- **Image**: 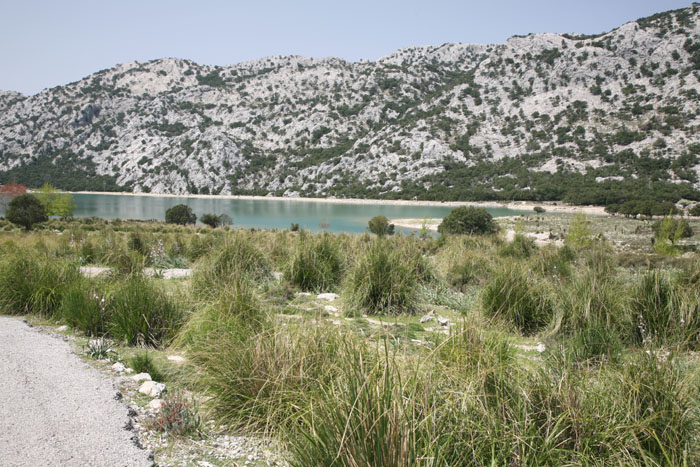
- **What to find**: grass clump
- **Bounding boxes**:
[108,275,183,347]
[60,280,108,336]
[287,345,436,467]
[630,269,700,347]
[346,238,426,315]
[128,352,166,382]
[191,323,346,433]
[191,233,270,298]
[0,249,80,317]
[175,278,264,348]
[499,233,537,258]
[285,232,342,292]
[482,264,554,335]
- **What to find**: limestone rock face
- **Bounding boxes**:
[1,6,699,199]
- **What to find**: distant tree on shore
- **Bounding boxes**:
[35,183,76,219]
[200,213,232,228]
[368,216,395,236]
[165,204,196,225]
[6,194,47,230]
[438,207,498,235]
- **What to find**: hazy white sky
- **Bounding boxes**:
[0,0,692,95]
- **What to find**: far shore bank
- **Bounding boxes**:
[70,191,608,216]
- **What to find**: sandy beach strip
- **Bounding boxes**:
[70,191,607,215]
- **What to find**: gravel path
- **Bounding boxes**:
[0,317,153,467]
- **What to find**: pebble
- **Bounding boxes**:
[437,316,449,326]
[167,355,186,363]
[324,305,338,313]
[57,325,69,332]
[111,362,126,373]
[420,314,434,323]
[131,372,152,382]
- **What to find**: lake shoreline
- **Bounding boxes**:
[70,191,607,216]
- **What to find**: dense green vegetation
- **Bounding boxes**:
[2,208,700,464]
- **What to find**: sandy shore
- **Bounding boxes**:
[70,191,607,215]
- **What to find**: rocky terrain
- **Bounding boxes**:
[1,5,700,204]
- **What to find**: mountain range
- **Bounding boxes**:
[1,4,700,207]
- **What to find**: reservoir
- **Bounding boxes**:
[66,193,524,234]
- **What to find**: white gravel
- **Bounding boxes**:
[0,317,153,467]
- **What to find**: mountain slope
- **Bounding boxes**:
[1,5,700,206]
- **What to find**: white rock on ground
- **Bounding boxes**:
[324,305,338,313]
[437,316,449,326]
[148,399,164,412]
[167,355,186,363]
[131,372,152,382]
[111,362,126,373]
[420,313,434,323]
[139,381,166,398]
[317,293,339,301]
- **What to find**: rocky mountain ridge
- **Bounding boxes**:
[1,4,700,205]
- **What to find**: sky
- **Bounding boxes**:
[0,0,693,95]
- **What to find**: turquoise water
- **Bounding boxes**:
[69,193,523,234]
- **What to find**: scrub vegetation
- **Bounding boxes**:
[2,210,700,466]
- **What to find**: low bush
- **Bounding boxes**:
[438,206,498,236]
[149,390,202,437]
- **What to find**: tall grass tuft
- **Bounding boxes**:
[285,232,342,292]
[191,323,346,433]
[191,233,270,298]
[557,266,630,340]
[630,269,700,346]
[287,344,437,467]
[175,278,264,348]
[128,352,166,382]
[482,264,554,335]
[345,238,426,315]
[60,279,108,336]
[0,249,80,317]
[108,275,183,347]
